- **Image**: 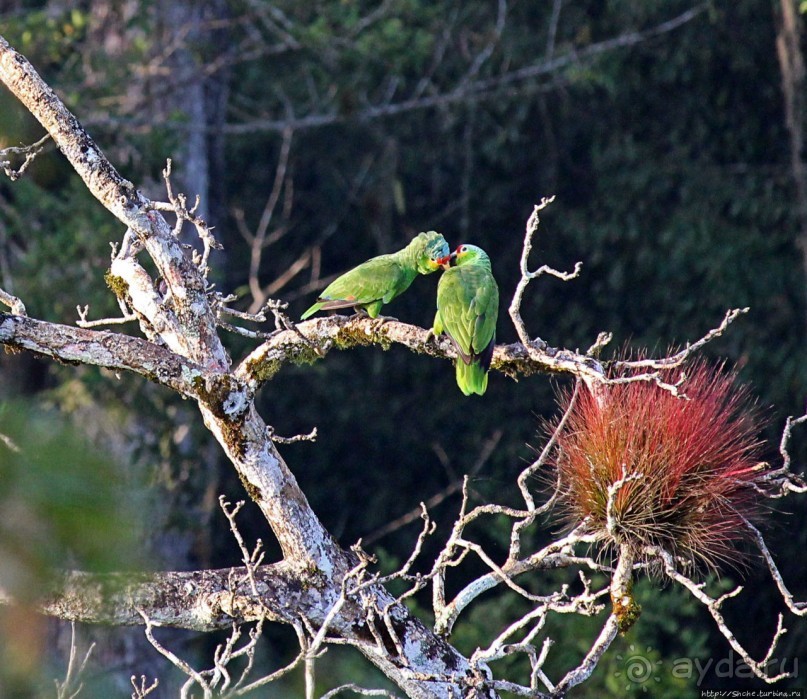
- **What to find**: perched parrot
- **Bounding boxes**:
[433,244,499,396]
[301,231,450,319]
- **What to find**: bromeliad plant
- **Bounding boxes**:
[550,361,771,576]
[548,360,777,634]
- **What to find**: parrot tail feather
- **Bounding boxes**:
[300,302,323,320]
[455,359,488,396]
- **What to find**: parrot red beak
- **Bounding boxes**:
[436,254,453,269]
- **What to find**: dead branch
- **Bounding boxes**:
[0,133,50,180]
[76,303,137,328]
[54,622,95,699]
[651,546,791,683]
[130,675,159,699]
[508,197,583,350]
[612,307,750,372]
[219,7,707,135]
[743,516,807,617]
[152,158,222,276]
[0,286,27,316]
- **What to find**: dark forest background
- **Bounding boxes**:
[1,1,806,696]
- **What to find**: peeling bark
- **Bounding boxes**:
[0,34,491,698]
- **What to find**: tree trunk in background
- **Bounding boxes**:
[155,0,231,226]
[41,0,232,693]
[775,0,807,327]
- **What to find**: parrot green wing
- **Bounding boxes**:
[435,246,499,395]
[302,231,449,320]
[468,268,499,362]
[301,255,413,319]
[437,265,498,363]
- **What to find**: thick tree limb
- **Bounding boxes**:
[0,312,208,398]
[0,35,226,371]
[236,314,606,389]
[0,562,486,698]
[234,310,747,394]
[15,564,332,631]
[0,33,491,698]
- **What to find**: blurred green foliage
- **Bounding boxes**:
[0,400,146,597]
[0,400,149,697]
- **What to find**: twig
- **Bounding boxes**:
[434,515,603,636]
[267,425,318,444]
[0,286,27,316]
[552,614,620,695]
[603,368,689,398]
[758,413,807,496]
[219,497,267,600]
[0,134,51,181]
[613,307,749,372]
[515,380,581,518]
[154,159,222,277]
[231,625,306,696]
[508,197,583,351]
[130,675,159,699]
[651,546,792,682]
[76,304,137,328]
[138,609,212,699]
[54,622,95,699]
[742,515,807,616]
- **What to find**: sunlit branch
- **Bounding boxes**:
[651,546,791,683]
[0,286,26,315]
[0,133,50,180]
[743,515,807,617]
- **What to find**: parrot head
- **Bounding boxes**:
[414,231,451,273]
[451,244,491,269]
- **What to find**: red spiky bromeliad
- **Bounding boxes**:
[548,361,772,630]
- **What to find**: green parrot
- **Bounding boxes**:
[301,231,450,320]
[433,244,499,396]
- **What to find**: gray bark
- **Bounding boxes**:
[0,34,491,698]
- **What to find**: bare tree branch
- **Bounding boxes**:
[0,312,214,399]
[0,133,51,181]
[54,622,95,699]
[217,6,707,135]
[130,675,159,699]
[0,285,26,316]
[743,515,807,617]
[0,15,803,697]
[0,33,485,698]
[651,546,792,683]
